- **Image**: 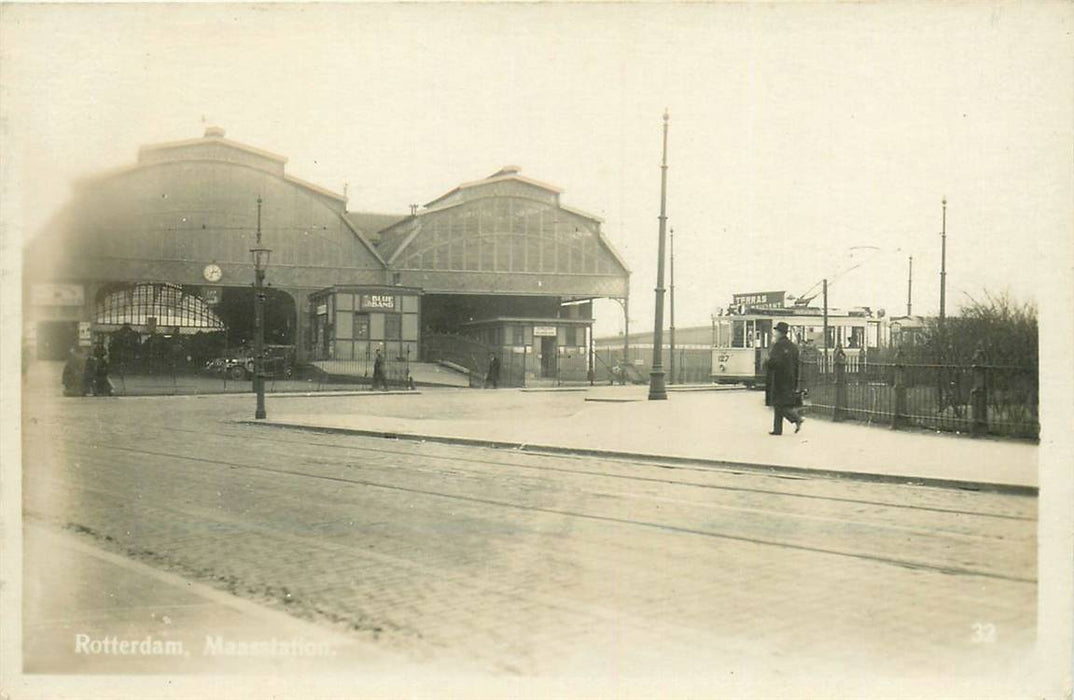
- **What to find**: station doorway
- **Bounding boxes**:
[35,321,79,360]
[540,336,557,377]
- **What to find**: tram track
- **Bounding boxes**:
[32,417,1036,523]
[35,437,1037,584]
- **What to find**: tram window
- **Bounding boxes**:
[849,327,864,349]
[732,321,745,348]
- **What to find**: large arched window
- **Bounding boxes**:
[95,283,225,332]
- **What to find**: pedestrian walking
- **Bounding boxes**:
[371,348,387,391]
[485,353,500,389]
[82,347,98,397]
[91,344,113,396]
[62,346,87,397]
[765,321,804,435]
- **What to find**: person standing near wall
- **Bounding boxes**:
[62,346,86,397]
[372,347,387,391]
[485,353,500,389]
[92,343,113,396]
[765,321,805,435]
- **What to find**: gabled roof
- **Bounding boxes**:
[138,131,289,166]
[345,212,410,242]
[424,165,564,208]
[378,215,421,265]
[76,128,348,205]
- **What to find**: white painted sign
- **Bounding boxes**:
[202,287,222,305]
[533,325,557,337]
[32,283,84,306]
[362,294,396,310]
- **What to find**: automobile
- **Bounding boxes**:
[204,345,295,380]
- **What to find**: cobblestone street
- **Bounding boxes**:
[21,389,1037,685]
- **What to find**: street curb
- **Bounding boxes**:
[102,389,426,400]
[240,420,1038,497]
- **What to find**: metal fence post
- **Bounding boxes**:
[971,348,988,437]
[834,346,847,422]
[892,349,907,430]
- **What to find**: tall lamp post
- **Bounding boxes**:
[937,196,948,410]
[648,109,670,401]
[669,227,676,385]
[251,196,272,420]
[938,197,947,337]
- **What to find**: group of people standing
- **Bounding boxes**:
[62,344,113,397]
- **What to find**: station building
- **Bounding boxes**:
[23,128,630,383]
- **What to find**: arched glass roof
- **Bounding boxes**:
[95,283,225,333]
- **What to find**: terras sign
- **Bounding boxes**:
[732,291,785,310]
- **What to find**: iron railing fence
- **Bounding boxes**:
[422,333,494,387]
[590,347,713,385]
[800,357,1038,440]
[99,352,417,396]
[422,334,596,387]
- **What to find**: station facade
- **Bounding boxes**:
[23,129,630,383]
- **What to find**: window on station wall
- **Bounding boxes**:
[464,237,479,270]
[384,314,402,340]
[481,235,495,271]
[565,326,578,346]
[513,325,525,347]
[526,237,540,273]
[354,313,370,340]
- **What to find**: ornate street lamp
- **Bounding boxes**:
[251,196,272,419]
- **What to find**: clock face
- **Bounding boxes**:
[203,264,223,283]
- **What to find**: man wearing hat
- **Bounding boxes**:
[765,321,804,435]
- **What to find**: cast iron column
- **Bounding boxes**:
[253,197,266,419]
[648,110,670,400]
[669,227,676,385]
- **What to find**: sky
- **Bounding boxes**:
[2,2,1072,338]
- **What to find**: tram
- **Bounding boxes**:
[710,309,884,386]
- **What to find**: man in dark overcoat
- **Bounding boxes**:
[371,348,387,391]
[765,321,804,435]
[485,353,500,389]
[62,346,86,397]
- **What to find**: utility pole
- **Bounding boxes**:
[937,197,948,410]
[669,227,676,385]
[823,278,829,372]
[939,197,947,330]
[907,255,913,316]
[648,110,670,401]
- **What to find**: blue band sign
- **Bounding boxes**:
[361,294,396,310]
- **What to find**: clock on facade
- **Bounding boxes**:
[203,263,223,283]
